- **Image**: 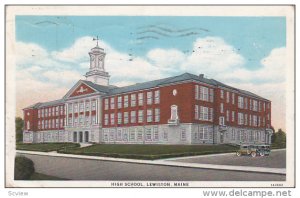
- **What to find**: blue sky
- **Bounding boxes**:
[15,16,286,130]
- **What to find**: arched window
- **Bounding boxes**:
[27,121,30,130]
[168,105,179,125]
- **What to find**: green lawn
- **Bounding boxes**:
[16,143,80,152]
[58,144,238,160]
[29,172,67,180]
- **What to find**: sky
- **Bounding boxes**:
[15,16,286,131]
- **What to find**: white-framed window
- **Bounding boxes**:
[263,102,266,111]
[104,99,109,110]
[249,131,254,141]
[116,129,122,141]
[232,111,235,122]
[109,129,115,141]
[103,129,109,141]
[85,116,89,126]
[253,100,258,111]
[155,108,160,122]
[117,96,122,109]
[263,117,266,127]
[180,128,186,141]
[110,98,115,109]
[138,93,144,106]
[137,128,143,141]
[219,116,225,126]
[209,89,214,102]
[238,113,244,125]
[244,98,248,109]
[48,108,51,117]
[231,129,236,141]
[220,89,224,99]
[42,120,44,129]
[170,105,178,120]
[74,104,78,113]
[129,128,135,141]
[60,106,63,115]
[49,119,52,128]
[79,115,84,125]
[45,120,48,129]
[117,112,122,124]
[38,121,41,129]
[200,86,209,101]
[131,94,136,107]
[226,110,229,122]
[259,102,262,112]
[153,127,159,141]
[232,93,235,104]
[104,114,109,125]
[68,104,73,113]
[130,111,136,123]
[68,117,72,125]
[138,110,143,123]
[56,119,59,128]
[220,103,224,113]
[110,113,115,125]
[258,116,261,126]
[163,129,168,141]
[52,107,55,116]
[244,114,248,125]
[199,106,209,121]
[238,96,244,109]
[145,128,152,141]
[154,90,160,104]
[208,108,213,122]
[124,95,129,108]
[147,109,152,122]
[195,85,199,100]
[249,115,252,126]
[92,116,96,125]
[198,126,210,140]
[124,112,129,124]
[41,109,44,118]
[195,105,199,120]
[226,91,230,103]
[79,103,84,112]
[27,121,30,130]
[122,128,129,141]
[45,109,48,117]
[38,110,40,118]
[253,115,258,126]
[147,91,153,105]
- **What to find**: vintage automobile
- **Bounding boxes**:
[236,144,271,157]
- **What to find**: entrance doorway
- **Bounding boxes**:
[85,131,89,143]
[220,133,224,143]
[79,132,83,143]
[73,132,77,142]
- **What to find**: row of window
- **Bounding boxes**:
[67,100,97,114]
[227,129,266,142]
[219,112,270,128]
[194,105,213,122]
[38,119,65,130]
[104,90,160,110]
[195,85,214,102]
[237,96,268,112]
[193,126,213,140]
[67,115,97,126]
[104,109,160,125]
[38,106,65,118]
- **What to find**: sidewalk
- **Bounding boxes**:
[16,150,286,175]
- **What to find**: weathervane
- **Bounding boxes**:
[93,36,99,47]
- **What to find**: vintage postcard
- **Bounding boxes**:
[5,5,295,188]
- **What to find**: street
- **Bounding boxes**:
[19,151,286,181]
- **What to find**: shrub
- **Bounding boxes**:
[14,156,35,180]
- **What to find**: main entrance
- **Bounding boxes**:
[79,132,83,142]
[85,131,89,143]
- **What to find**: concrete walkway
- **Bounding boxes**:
[16,150,286,175]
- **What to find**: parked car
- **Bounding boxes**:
[236,144,271,157]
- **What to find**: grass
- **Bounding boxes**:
[16,143,80,152]
[29,172,67,180]
[58,144,239,160]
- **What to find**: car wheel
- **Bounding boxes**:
[260,152,265,157]
[236,151,241,156]
[247,150,251,155]
[251,152,257,157]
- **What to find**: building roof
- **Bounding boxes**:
[24,72,269,109]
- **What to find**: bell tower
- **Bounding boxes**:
[85,36,110,86]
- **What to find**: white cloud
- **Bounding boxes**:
[147,48,185,68]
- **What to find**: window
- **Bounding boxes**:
[131,94,136,107]
[27,121,30,130]
[104,114,109,125]
[137,128,143,141]
[124,95,129,108]
[219,116,225,126]
[130,111,136,123]
[226,110,229,122]
[117,96,122,109]
[45,109,48,117]
[258,116,261,127]
[220,103,224,113]
[38,110,40,118]
[104,99,109,110]
[42,120,44,129]
[249,115,252,126]
[200,86,209,101]
[208,108,213,122]
[52,107,55,116]
[263,117,266,127]
[253,100,258,111]
[209,89,214,102]
[195,85,199,100]
[103,129,109,141]
[85,116,89,126]
[170,105,178,120]
[232,111,235,122]
[60,106,63,115]
[49,119,51,128]
[110,113,115,125]
[253,115,257,126]
[180,128,186,141]
[249,99,252,110]
[147,109,152,122]
[238,96,244,109]
[226,92,230,103]
[153,127,159,141]
[145,128,152,141]
[124,112,129,124]
[56,119,59,128]
[41,109,44,118]
[68,117,72,125]
[259,102,262,112]
[267,113,270,121]
[45,120,48,129]
[79,103,84,112]
[74,104,78,113]
[38,121,41,129]
[155,108,160,122]
[92,116,96,125]
[154,90,160,104]
[220,89,224,99]
[232,93,235,104]
[138,93,144,106]
[110,98,115,109]
[117,112,122,124]
[199,106,209,121]
[48,108,51,117]
[68,104,73,113]
[122,128,128,141]
[79,115,84,125]
[130,128,135,141]
[244,98,248,109]
[244,114,248,125]
[198,126,210,140]
[238,113,244,125]
[231,129,236,141]
[64,105,66,115]
[195,105,199,120]
[116,129,122,141]
[147,91,153,105]
[263,102,266,111]
[163,129,168,141]
[138,110,143,123]
[109,130,115,141]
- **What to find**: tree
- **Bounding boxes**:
[273,128,286,148]
[15,117,24,143]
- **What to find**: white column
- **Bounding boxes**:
[83,101,85,126]
[89,99,92,125]
[95,98,98,124]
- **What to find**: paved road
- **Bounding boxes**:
[169,149,286,168]
[19,153,285,181]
